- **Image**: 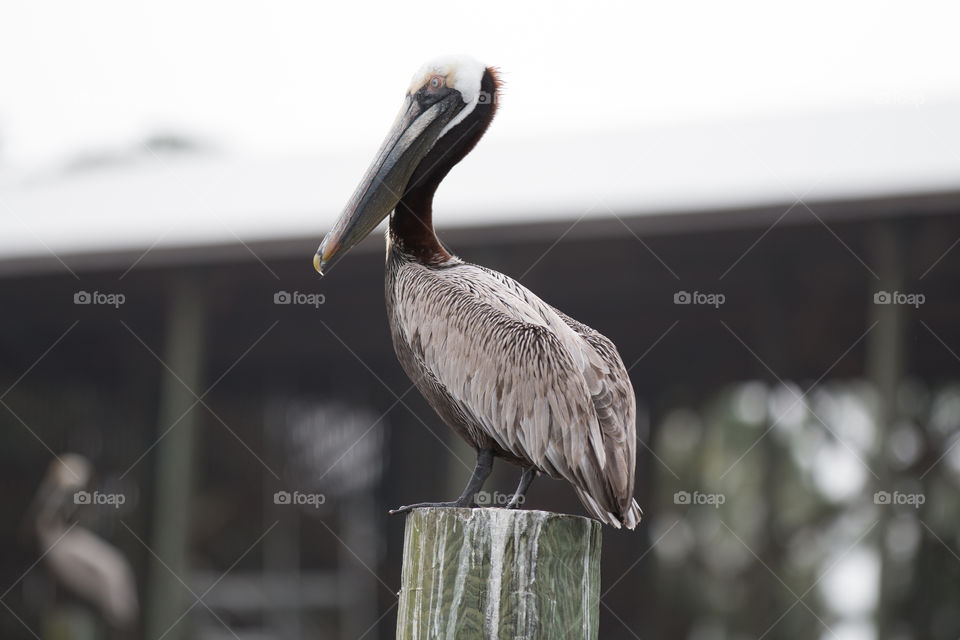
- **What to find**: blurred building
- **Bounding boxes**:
[2,105,960,639]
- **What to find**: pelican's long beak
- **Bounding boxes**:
[314,91,465,274]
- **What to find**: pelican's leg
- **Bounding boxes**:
[390,449,493,514]
[506,467,537,509]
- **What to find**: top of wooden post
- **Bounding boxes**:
[397,508,602,640]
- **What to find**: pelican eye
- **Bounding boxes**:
[429,76,444,90]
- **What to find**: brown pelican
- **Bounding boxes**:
[315,56,641,529]
[23,454,139,631]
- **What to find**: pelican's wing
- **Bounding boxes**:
[393,261,640,527]
[549,307,641,527]
[44,528,139,629]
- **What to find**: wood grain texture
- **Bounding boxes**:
[396,508,601,639]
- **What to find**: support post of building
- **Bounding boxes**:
[866,221,906,638]
[396,507,601,640]
[144,275,207,640]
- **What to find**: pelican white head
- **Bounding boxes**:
[407,55,489,137]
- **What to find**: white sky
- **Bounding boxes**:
[1,0,959,168]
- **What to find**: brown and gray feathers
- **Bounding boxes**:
[387,249,642,529]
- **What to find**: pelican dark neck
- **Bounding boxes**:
[390,68,499,265]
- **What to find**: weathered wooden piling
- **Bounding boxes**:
[396,508,601,639]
